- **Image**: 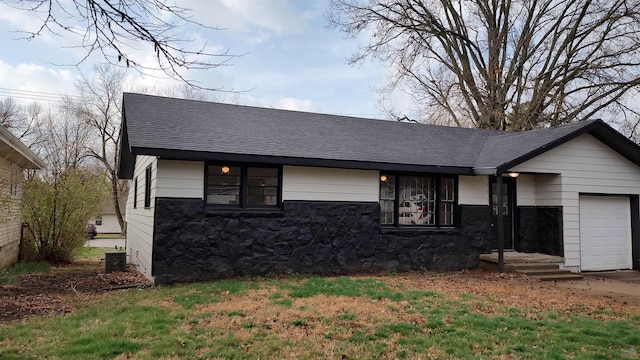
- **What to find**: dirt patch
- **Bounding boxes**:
[392,270,640,317]
[0,262,151,324]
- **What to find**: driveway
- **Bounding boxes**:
[583,270,640,283]
[85,237,125,249]
[554,270,640,304]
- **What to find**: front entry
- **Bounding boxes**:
[490,177,516,250]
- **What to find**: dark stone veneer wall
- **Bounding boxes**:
[152,198,493,284]
[517,206,563,256]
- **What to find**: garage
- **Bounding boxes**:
[579,196,632,271]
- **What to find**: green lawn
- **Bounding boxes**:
[74,247,115,262]
[1,275,639,359]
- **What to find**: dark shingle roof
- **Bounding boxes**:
[118,93,640,179]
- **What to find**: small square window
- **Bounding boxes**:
[207,165,241,205]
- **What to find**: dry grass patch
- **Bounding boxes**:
[390,271,640,320]
[3,271,640,359]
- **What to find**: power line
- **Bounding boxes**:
[0,87,82,103]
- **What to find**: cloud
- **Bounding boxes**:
[275,98,319,112]
[0,61,78,105]
[183,0,308,41]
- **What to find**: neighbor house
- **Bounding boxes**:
[0,125,45,268]
[90,195,126,234]
[118,93,640,284]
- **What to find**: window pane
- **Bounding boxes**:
[246,167,279,206]
[440,177,455,226]
[380,174,395,225]
[207,165,241,205]
[398,176,435,225]
[144,166,152,208]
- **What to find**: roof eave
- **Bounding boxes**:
[117,102,136,179]
[0,125,46,169]
[473,167,497,176]
[128,146,475,175]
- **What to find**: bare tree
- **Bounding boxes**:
[329,0,640,130]
[0,97,21,128]
[3,0,239,89]
[62,64,127,233]
[39,107,94,174]
[1,98,49,149]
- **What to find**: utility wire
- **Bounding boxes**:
[0,87,81,103]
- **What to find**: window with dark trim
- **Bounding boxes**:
[206,163,281,208]
[133,177,138,209]
[379,174,456,227]
[144,166,152,208]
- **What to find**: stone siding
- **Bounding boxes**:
[517,206,563,256]
[152,198,493,284]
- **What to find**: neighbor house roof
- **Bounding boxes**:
[118,93,640,178]
[0,125,45,169]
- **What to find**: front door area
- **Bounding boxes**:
[491,177,516,250]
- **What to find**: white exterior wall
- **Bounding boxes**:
[94,214,122,234]
[511,134,640,269]
[458,176,488,205]
[156,159,204,199]
[282,166,379,202]
[0,158,22,268]
[516,174,537,206]
[533,174,562,207]
[126,155,157,280]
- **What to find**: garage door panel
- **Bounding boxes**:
[580,196,631,271]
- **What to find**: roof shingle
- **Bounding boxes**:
[118,93,640,178]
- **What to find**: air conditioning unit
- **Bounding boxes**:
[105,251,126,273]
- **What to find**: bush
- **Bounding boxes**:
[22,168,109,263]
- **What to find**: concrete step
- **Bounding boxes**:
[481,261,562,273]
[514,268,573,276]
[527,273,584,281]
[505,263,561,272]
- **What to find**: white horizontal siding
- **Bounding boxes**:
[516,174,536,206]
[511,134,640,269]
[282,166,379,202]
[94,214,122,234]
[125,155,156,281]
[533,174,562,206]
[156,159,204,199]
[458,176,488,205]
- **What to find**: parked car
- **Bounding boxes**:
[87,224,98,239]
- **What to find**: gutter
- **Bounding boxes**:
[0,125,46,169]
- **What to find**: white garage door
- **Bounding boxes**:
[579,196,632,271]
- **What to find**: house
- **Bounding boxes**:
[90,195,126,234]
[0,125,45,268]
[118,93,640,284]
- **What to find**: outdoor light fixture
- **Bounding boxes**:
[507,172,520,178]
[221,166,231,174]
[380,175,388,182]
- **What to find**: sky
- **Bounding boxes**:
[0,0,405,119]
